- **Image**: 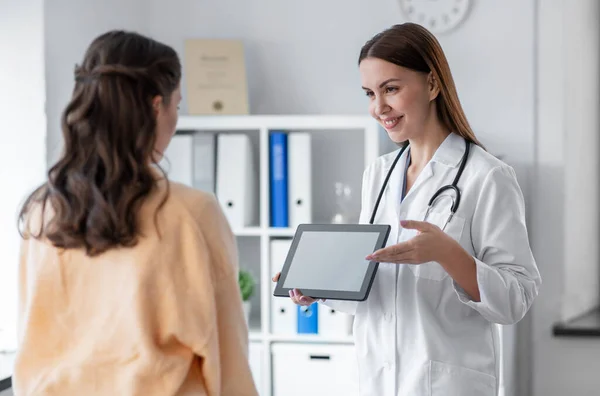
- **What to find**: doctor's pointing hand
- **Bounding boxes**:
[366,219,454,264]
[366,219,481,301]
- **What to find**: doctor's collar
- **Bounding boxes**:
[430,132,464,168]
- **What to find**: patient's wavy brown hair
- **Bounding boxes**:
[18,30,181,256]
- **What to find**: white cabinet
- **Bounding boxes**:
[271,343,359,396]
[248,342,263,394]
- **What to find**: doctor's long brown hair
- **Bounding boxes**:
[18,30,181,256]
[359,23,484,149]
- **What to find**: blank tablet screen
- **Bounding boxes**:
[281,231,381,292]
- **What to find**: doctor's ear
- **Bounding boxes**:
[427,72,440,101]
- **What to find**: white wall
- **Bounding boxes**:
[0,0,46,352]
[561,0,600,322]
[532,1,600,395]
[45,0,147,165]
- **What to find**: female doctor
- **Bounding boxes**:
[273,23,541,396]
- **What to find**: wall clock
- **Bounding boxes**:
[398,0,471,34]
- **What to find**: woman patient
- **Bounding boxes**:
[13,30,258,396]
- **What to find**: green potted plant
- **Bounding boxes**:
[238,269,256,325]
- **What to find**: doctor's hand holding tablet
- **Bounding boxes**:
[272,22,541,396]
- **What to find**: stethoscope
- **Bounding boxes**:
[369,137,471,231]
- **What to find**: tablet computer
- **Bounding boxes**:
[273,223,391,301]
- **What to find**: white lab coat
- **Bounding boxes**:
[323,132,541,396]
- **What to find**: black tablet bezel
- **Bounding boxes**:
[272,223,391,301]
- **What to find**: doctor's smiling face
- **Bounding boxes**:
[358,23,481,148]
[360,58,437,144]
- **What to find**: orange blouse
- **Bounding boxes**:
[13,179,258,396]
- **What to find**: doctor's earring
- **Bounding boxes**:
[331,182,353,224]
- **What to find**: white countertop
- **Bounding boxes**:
[0,351,15,381]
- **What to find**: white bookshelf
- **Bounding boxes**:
[172,114,380,396]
